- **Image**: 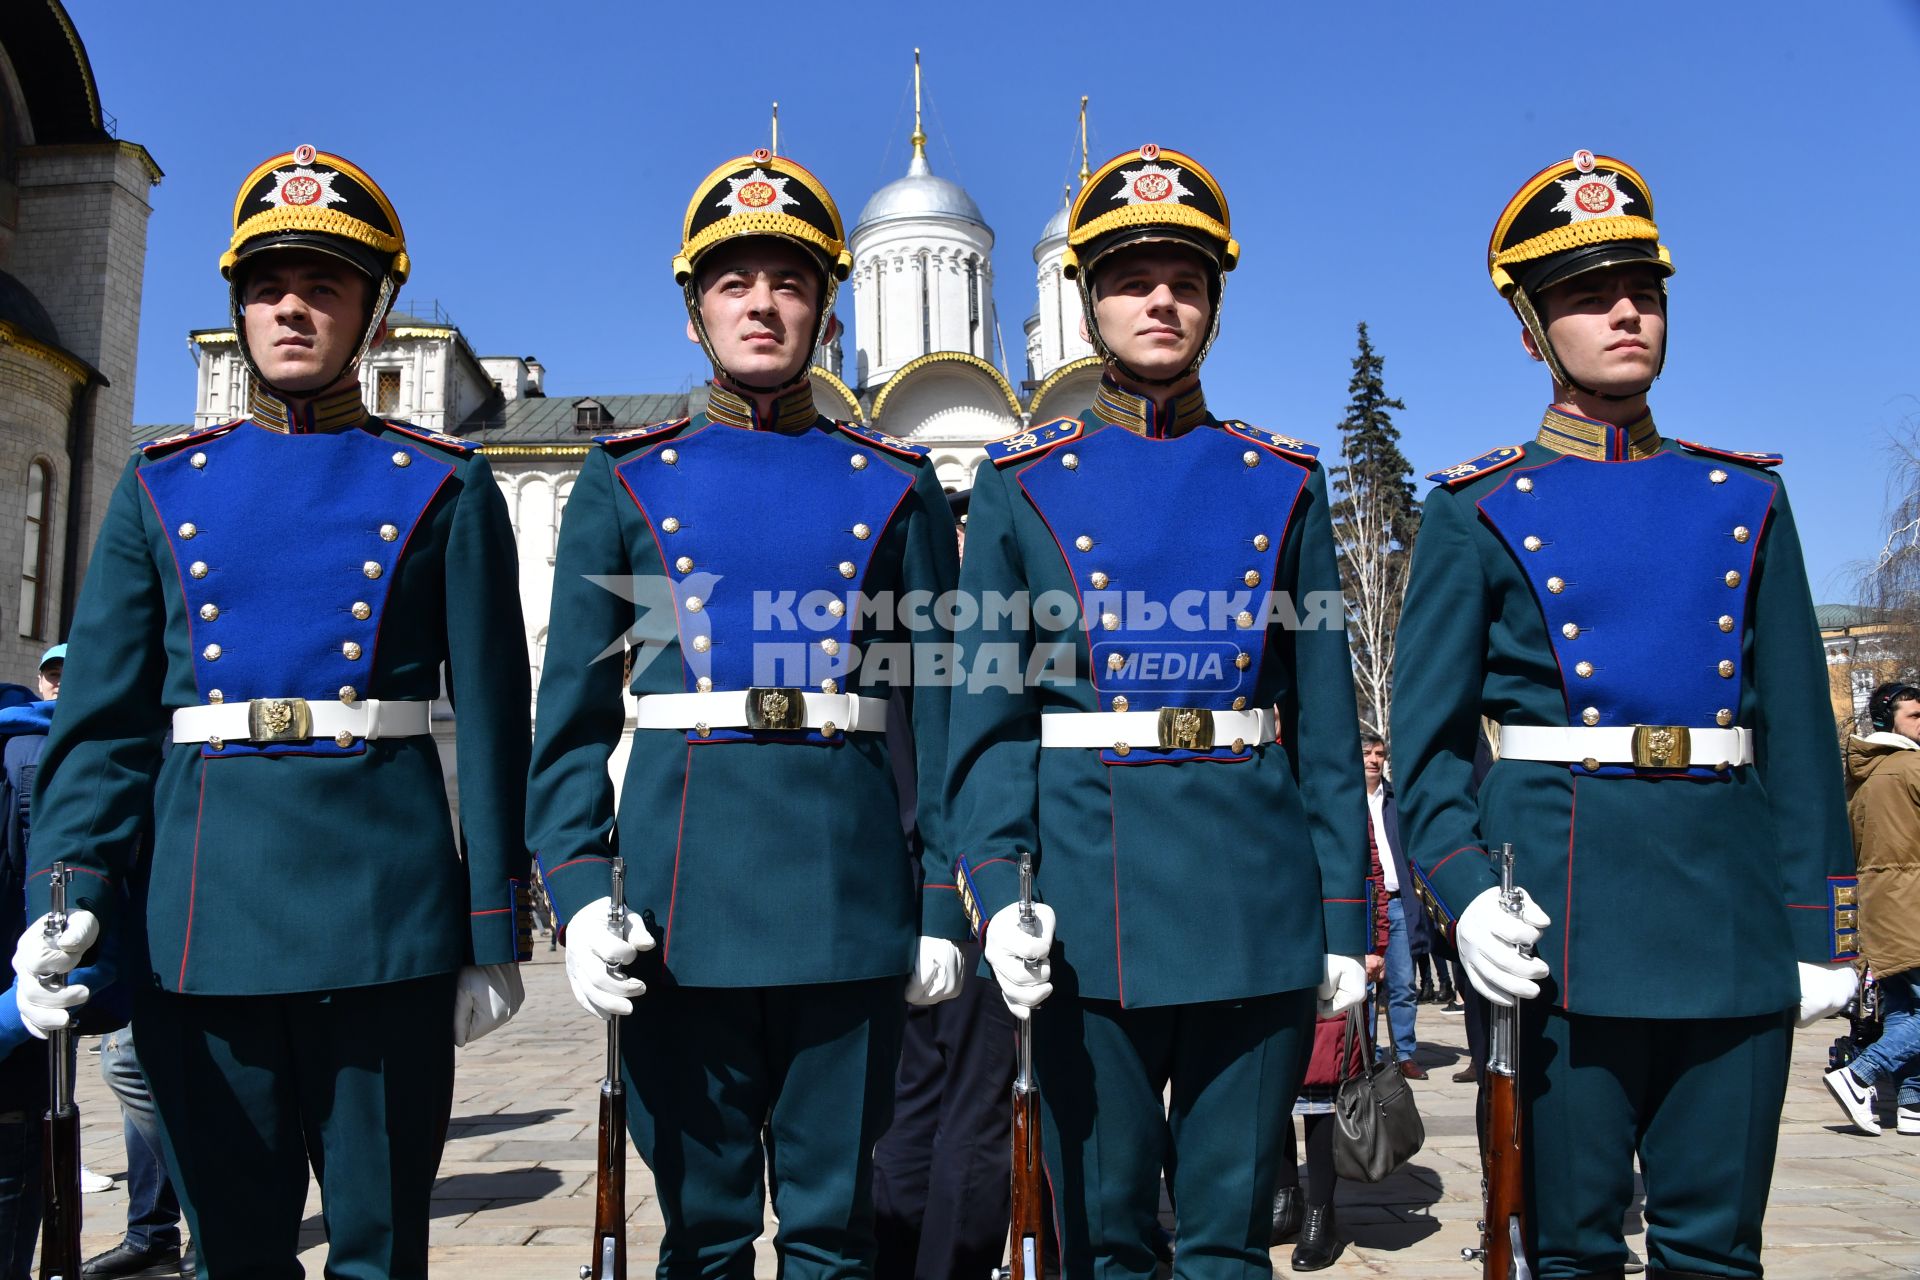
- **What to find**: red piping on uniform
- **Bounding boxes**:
[177,768,207,990]
[470,907,510,916]
[662,744,692,963]
[1110,784,1124,1007]
[1429,845,1481,876]
[1563,780,1578,1009]
[546,855,602,876]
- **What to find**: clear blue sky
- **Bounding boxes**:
[78,0,1920,600]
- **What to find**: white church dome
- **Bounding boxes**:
[856,153,986,231]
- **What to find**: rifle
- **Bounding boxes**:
[1464,843,1532,1280]
[579,858,628,1280]
[992,852,1045,1280]
[40,861,81,1280]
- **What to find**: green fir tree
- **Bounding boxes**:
[1329,322,1420,736]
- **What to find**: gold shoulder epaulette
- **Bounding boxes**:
[1427,445,1526,487]
[140,421,241,456]
[1223,421,1320,463]
[594,419,689,452]
[985,417,1082,468]
[1677,439,1783,468]
[384,419,480,456]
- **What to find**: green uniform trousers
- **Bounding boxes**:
[134,974,457,1280]
[1033,980,1315,1279]
[621,975,904,1279]
[1522,1005,1793,1280]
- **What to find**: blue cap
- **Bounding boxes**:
[39,643,65,670]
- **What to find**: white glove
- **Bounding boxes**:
[452,962,525,1046]
[1317,954,1368,1017]
[1455,886,1551,1007]
[563,897,653,1020]
[983,901,1056,1020]
[1795,961,1858,1028]
[905,937,965,1007]
[10,909,99,1039]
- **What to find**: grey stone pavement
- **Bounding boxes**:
[58,949,1920,1278]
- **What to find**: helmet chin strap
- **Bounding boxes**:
[682,269,837,400]
[230,272,395,403]
[1076,271,1223,389]
[1513,285,1662,404]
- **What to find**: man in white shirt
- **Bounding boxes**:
[1365,733,1425,1079]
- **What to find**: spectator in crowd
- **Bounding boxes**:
[1826,682,1920,1136]
[2,647,126,1280]
[1362,733,1426,1078]
[1271,955,1383,1270]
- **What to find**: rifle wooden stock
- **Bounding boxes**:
[1007,1077,1044,1280]
[1482,1067,1526,1280]
[584,1071,626,1280]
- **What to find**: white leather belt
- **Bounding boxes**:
[1499,723,1753,769]
[636,689,888,735]
[1040,706,1276,751]
[172,697,431,745]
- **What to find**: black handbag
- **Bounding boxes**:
[1330,1001,1425,1183]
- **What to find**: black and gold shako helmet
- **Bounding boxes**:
[674,149,852,388]
[1063,144,1238,383]
[221,145,409,394]
[1489,149,1672,396]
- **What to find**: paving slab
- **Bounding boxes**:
[40,952,1920,1275]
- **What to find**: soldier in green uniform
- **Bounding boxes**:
[525,149,967,1275]
[946,144,1369,1277]
[10,146,532,1279]
[1392,150,1859,1280]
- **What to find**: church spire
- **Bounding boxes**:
[1078,95,1091,187]
[911,48,928,163]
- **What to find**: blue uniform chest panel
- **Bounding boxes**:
[1477,450,1773,750]
[138,424,454,758]
[614,423,914,744]
[1019,425,1307,764]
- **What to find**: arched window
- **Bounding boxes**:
[18,458,52,639]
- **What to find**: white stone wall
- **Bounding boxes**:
[0,349,74,677]
[848,216,997,387]
[8,143,158,600]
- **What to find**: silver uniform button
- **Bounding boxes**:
[822,638,840,656]
[828,600,846,618]
[190,452,208,469]
[1516,477,1534,493]
[1523,535,1542,552]
[662,517,681,533]
[364,561,383,579]
[1062,453,1079,470]
[851,454,869,471]
[852,523,871,540]
[336,731,355,747]
[190,561,208,578]
[1547,577,1565,594]
[379,524,399,542]
[1709,469,1727,484]
[696,676,712,692]
[675,557,694,573]
[393,451,411,468]
[1243,570,1261,588]
[340,686,357,703]
[1562,622,1581,640]
[202,643,221,661]
[208,689,223,703]
[352,601,371,620]
[200,603,219,621]
[685,596,704,613]
[343,641,363,661]
[661,448,679,465]
[1581,706,1600,725]
[178,523,197,539]
[1075,535,1093,552]
[691,635,711,653]
[821,678,839,694]
[839,561,857,579]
